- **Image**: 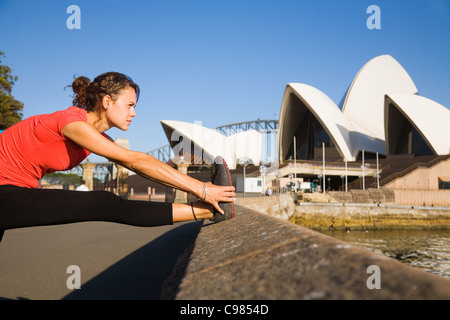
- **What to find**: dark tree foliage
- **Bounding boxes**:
[0,51,24,130]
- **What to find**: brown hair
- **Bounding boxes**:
[70,72,140,112]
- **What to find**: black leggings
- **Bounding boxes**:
[0,185,173,233]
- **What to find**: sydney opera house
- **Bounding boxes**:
[160,55,449,164]
[148,55,450,205]
[278,55,450,163]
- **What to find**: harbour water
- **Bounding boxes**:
[319,229,450,280]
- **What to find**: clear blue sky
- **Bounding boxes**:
[1,0,449,161]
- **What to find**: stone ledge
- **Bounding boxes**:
[161,205,450,300]
[236,195,450,230]
[291,203,450,230]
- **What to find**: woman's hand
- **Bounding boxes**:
[202,182,236,214]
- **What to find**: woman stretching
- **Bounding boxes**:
[0,72,235,242]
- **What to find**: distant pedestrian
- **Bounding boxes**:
[0,72,235,243]
[76,180,89,191]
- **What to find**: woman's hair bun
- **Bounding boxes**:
[71,76,91,95]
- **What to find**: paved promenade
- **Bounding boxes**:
[0,220,202,300]
[3,201,449,301]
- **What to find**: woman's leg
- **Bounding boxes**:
[0,185,174,231]
[172,201,214,223]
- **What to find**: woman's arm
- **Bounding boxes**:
[62,121,235,212]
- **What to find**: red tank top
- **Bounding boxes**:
[0,107,92,188]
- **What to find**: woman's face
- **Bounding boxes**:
[104,86,137,131]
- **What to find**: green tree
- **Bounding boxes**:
[0,51,24,130]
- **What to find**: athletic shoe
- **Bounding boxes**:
[210,156,234,223]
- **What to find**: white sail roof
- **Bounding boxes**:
[160,120,261,169]
[385,93,450,155]
[341,55,418,141]
[279,83,358,161]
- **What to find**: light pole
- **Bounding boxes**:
[362,150,365,190]
[238,158,250,197]
[294,136,297,188]
[345,159,348,192]
[322,142,326,193]
[376,152,379,189]
[260,165,267,195]
[276,170,281,201]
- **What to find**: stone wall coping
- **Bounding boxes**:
[296,202,450,211]
[162,205,450,300]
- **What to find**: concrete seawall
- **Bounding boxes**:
[236,194,450,230]
[162,205,450,300]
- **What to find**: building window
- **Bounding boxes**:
[438,177,450,190]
